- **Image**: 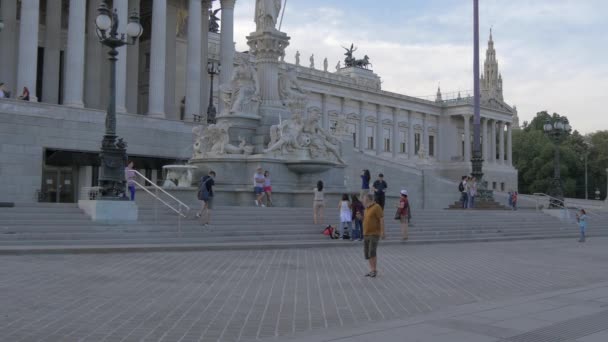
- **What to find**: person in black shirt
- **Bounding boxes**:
[372,173,388,209]
[196,170,216,226]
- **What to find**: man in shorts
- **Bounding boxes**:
[363,193,385,278]
[253,167,266,207]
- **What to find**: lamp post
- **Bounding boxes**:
[595,188,600,200]
[543,116,571,208]
[95,0,143,199]
[206,61,220,124]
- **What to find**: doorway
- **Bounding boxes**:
[41,167,75,203]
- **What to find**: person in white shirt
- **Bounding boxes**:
[253,167,266,207]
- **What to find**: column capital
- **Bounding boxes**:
[220,0,236,9]
[462,113,472,119]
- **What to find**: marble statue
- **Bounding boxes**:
[255,0,282,31]
[278,68,308,105]
[192,122,254,158]
[323,58,328,72]
[417,142,426,159]
[309,54,315,69]
[209,8,220,33]
[336,61,341,71]
[266,113,304,154]
[295,51,300,66]
[219,54,260,116]
[303,110,345,164]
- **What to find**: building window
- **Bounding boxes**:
[366,126,374,150]
[414,132,421,154]
[348,123,357,147]
[429,135,435,157]
[329,120,337,133]
[383,128,391,152]
[492,182,497,190]
[501,182,505,191]
[399,131,406,153]
[461,133,465,157]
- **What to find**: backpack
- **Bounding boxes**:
[197,177,211,201]
[458,182,465,192]
[323,225,340,239]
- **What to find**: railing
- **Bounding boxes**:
[131,170,191,233]
[532,193,601,222]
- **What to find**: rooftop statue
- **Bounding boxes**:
[342,43,372,69]
[209,8,220,33]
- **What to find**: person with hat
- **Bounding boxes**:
[372,173,388,209]
[397,189,410,240]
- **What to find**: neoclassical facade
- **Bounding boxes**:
[0,0,518,206]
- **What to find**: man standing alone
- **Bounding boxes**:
[363,194,385,278]
[372,173,388,209]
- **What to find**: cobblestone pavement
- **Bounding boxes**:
[1,238,608,342]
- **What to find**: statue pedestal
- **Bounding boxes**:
[217,113,262,149]
[337,67,381,89]
[78,200,138,223]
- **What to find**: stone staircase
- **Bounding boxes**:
[1,201,606,251]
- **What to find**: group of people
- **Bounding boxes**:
[314,169,410,243]
[0,83,30,100]
[253,167,273,207]
[459,175,478,209]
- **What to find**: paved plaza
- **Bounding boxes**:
[1,238,608,342]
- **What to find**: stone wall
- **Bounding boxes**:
[0,100,194,203]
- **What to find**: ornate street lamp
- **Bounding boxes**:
[543,116,571,208]
[206,61,221,124]
[95,1,143,199]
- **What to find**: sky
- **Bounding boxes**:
[214,0,608,134]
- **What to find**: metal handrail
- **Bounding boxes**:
[131,180,186,218]
[129,170,191,235]
[131,169,190,213]
[532,192,599,217]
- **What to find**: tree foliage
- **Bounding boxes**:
[514,111,608,200]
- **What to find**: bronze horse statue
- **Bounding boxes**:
[342,44,371,69]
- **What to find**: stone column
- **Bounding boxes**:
[16,0,40,102]
[375,104,382,155]
[185,0,202,119]
[164,4,177,118]
[0,0,18,96]
[126,0,141,113]
[499,121,505,164]
[64,0,87,107]
[507,123,513,166]
[85,0,104,110]
[200,0,211,114]
[359,101,365,150]
[148,0,167,117]
[42,0,62,104]
[463,114,471,162]
[408,111,415,159]
[219,0,236,93]
[490,120,497,163]
[392,108,398,158]
[423,113,428,155]
[321,94,328,130]
[113,0,129,113]
[482,117,489,162]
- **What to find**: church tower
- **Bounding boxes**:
[480,29,503,102]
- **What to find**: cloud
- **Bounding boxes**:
[228,0,608,133]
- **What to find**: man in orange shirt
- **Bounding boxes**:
[362,193,385,278]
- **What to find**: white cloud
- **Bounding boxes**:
[228,0,608,133]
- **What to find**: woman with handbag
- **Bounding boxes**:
[396,190,410,240]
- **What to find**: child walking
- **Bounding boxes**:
[576,209,587,242]
[338,194,353,240]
